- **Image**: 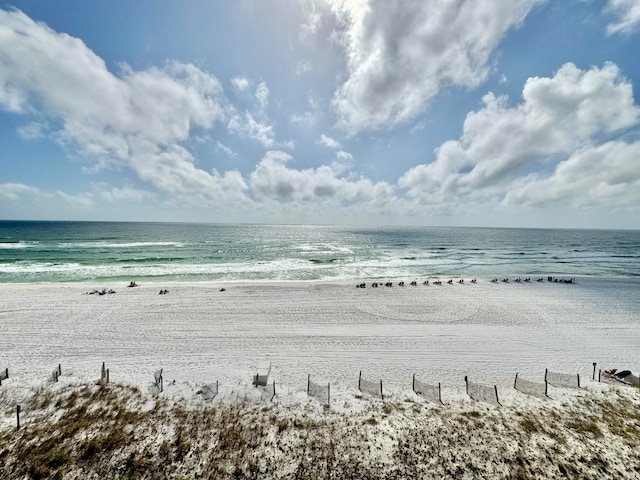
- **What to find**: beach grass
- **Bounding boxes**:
[1,382,640,479]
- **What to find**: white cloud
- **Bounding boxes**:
[295,61,312,75]
[291,91,323,127]
[606,0,640,35]
[249,150,394,206]
[255,81,269,111]
[216,141,238,158]
[227,111,276,148]
[409,120,426,135]
[317,134,341,148]
[0,182,42,200]
[0,181,94,207]
[299,8,322,41]
[399,62,640,210]
[231,76,251,92]
[17,121,49,140]
[0,8,251,207]
[336,150,352,161]
[327,0,545,134]
[504,141,640,209]
[91,182,157,203]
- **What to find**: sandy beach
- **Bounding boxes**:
[1,277,639,478]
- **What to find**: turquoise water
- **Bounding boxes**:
[0,221,638,282]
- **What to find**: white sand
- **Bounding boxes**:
[0,277,638,406]
[2,278,640,478]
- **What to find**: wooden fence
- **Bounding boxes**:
[412,374,443,404]
[358,371,383,400]
[307,375,330,405]
[465,376,501,406]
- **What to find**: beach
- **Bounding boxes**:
[1,278,639,478]
[1,277,639,397]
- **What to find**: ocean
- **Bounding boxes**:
[0,221,639,283]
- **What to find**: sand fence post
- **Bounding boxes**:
[358,371,362,392]
[514,373,518,389]
[52,363,62,382]
[154,368,163,392]
[544,378,549,398]
[307,374,310,395]
[16,405,20,430]
[494,385,502,406]
[598,369,602,382]
[328,382,331,405]
[464,376,469,396]
[100,363,110,384]
[592,363,597,380]
[380,379,384,401]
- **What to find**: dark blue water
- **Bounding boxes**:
[0,221,638,282]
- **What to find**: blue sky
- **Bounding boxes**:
[1,0,639,228]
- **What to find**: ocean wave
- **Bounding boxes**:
[0,241,40,249]
[57,241,186,249]
[0,256,487,282]
[1,223,639,282]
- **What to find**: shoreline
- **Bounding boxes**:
[1,272,637,287]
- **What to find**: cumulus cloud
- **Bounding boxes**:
[399,62,640,210]
[504,141,640,208]
[327,0,544,134]
[606,0,640,35]
[249,150,394,206]
[0,8,251,207]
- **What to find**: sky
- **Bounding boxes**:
[1,0,639,229]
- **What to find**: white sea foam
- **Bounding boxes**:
[0,241,39,249]
[1,223,639,282]
[58,241,185,249]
